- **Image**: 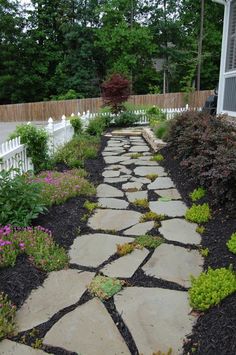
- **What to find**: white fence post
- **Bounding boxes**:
[47,117,54,155]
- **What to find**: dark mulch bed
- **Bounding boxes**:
[161,144,236,355]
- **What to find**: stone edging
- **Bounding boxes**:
[142,127,166,152]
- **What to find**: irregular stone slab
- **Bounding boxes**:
[126,190,148,202]
[134,160,159,166]
[97,184,124,198]
[102,170,120,178]
[149,200,187,217]
[102,151,123,156]
[105,164,123,170]
[122,182,143,191]
[88,209,142,231]
[16,270,94,332]
[114,287,195,355]
[142,244,203,287]
[98,197,129,209]
[134,166,167,177]
[104,156,129,164]
[69,233,134,267]
[0,340,50,355]
[123,221,154,236]
[104,177,130,184]
[120,159,137,166]
[129,146,150,152]
[148,177,175,190]
[155,188,182,200]
[102,248,149,278]
[44,298,130,355]
[159,219,201,245]
[130,177,150,184]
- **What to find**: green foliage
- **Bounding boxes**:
[132,199,149,209]
[51,89,78,101]
[130,153,143,159]
[147,106,167,125]
[200,248,209,257]
[10,124,49,173]
[190,187,206,202]
[185,203,211,223]
[112,112,140,127]
[135,235,163,249]
[0,293,16,340]
[87,117,107,136]
[117,243,135,256]
[32,169,96,206]
[53,135,99,168]
[140,211,166,223]
[189,267,236,311]
[0,169,46,227]
[226,233,236,254]
[196,226,205,234]
[70,116,83,135]
[153,349,172,355]
[154,121,171,142]
[150,154,164,162]
[83,200,98,213]
[88,275,125,300]
[146,174,158,182]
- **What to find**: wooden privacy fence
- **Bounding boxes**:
[0,90,213,122]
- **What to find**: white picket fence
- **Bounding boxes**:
[0,105,201,176]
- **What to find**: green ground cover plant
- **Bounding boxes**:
[189,187,206,202]
[189,267,236,311]
[32,169,95,206]
[0,169,46,227]
[0,226,68,271]
[150,154,164,162]
[196,226,205,234]
[226,232,236,254]
[140,211,166,223]
[185,203,211,223]
[83,200,99,213]
[146,174,158,182]
[88,275,125,300]
[132,198,149,209]
[134,235,163,248]
[130,153,143,159]
[0,292,16,340]
[53,134,100,168]
[199,248,209,257]
[117,243,135,256]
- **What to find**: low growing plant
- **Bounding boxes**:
[189,267,236,311]
[196,226,205,234]
[117,243,135,256]
[130,153,143,159]
[112,112,140,127]
[189,187,206,202]
[150,154,164,162]
[135,235,163,249]
[70,116,83,135]
[83,200,99,213]
[199,248,209,257]
[132,198,149,209]
[87,117,107,136]
[140,211,166,223]
[226,232,236,254]
[146,174,158,182]
[0,292,16,340]
[88,275,125,300]
[185,203,211,223]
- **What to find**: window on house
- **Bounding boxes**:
[226,1,236,71]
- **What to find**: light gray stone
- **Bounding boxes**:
[122,182,143,191]
[123,221,154,236]
[88,209,142,231]
[98,197,129,209]
[142,244,203,287]
[148,177,175,190]
[0,341,50,355]
[159,219,201,245]
[126,190,148,202]
[104,177,130,184]
[102,170,120,178]
[134,166,167,177]
[44,298,130,355]
[102,151,123,156]
[102,248,149,278]
[155,188,182,200]
[120,159,137,166]
[105,164,123,170]
[97,184,124,198]
[130,177,150,184]
[129,146,150,152]
[114,287,195,355]
[16,270,95,332]
[134,160,159,166]
[149,200,187,217]
[104,156,129,164]
[69,233,134,267]
[104,147,125,152]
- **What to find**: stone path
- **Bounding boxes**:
[7,132,204,355]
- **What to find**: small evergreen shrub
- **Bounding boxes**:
[140,211,166,223]
[189,187,206,202]
[150,154,164,162]
[112,112,140,127]
[135,235,163,249]
[154,121,171,142]
[88,275,125,300]
[0,293,16,340]
[87,117,107,136]
[70,116,83,135]
[226,232,236,254]
[185,203,211,223]
[189,267,236,311]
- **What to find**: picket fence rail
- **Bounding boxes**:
[0,105,201,176]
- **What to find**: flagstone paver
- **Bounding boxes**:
[88,209,142,231]
[104,176,131,184]
[126,190,148,202]
[102,248,149,278]
[134,160,159,166]
[149,200,188,217]
[104,156,130,164]
[129,146,150,152]
[123,221,155,236]
[122,181,143,191]
[0,340,51,355]
[97,184,124,198]
[134,166,167,177]
[148,176,175,189]
[16,270,95,332]
[69,234,134,267]
[142,244,203,287]
[102,170,121,178]
[98,197,129,209]
[114,287,195,355]
[130,176,151,184]
[159,218,201,245]
[155,188,182,200]
[44,298,131,355]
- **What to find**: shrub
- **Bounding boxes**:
[70,116,83,135]
[53,135,99,168]
[185,203,211,223]
[112,112,140,127]
[147,106,167,126]
[87,117,107,136]
[135,235,163,249]
[150,154,164,162]
[117,243,135,256]
[0,293,16,340]
[226,232,236,254]
[51,89,79,100]
[140,211,166,223]
[189,187,206,202]
[154,121,171,142]
[132,198,149,209]
[101,73,131,114]
[0,169,46,227]
[32,169,96,206]
[88,275,125,300]
[0,226,68,271]
[9,124,49,173]
[189,267,236,311]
